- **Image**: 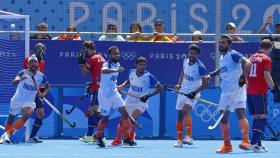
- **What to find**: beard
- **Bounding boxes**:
[219,45,228,52]
[111,58,119,63]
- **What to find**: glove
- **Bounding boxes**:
[271,85,280,103]
[140,94,150,103]
[186,92,197,99]
[77,49,87,65]
[238,75,246,87]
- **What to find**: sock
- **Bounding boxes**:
[239,118,249,143]
[220,123,231,146]
[115,123,123,140]
[251,118,266,145]
[121,118,131,140]
[30,118,43,138]
[7,118,26,135]
[5,123,12,132]
[185,114,192,137]
[95,120,106,138]
[176,121,183,140]
[87,115,95,136]
[129,120,136,141]
[92,113,102,127]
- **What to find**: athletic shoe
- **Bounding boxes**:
[250,144,266,153]
[239,139,250,150]
[1,132,11,144]
[27,137,43,143]
[110,139,122,146]
[173,139,183,148]
[94,135,106,147]
[0,137,3,144]
[216,144,233,153]
[260,145,268,152]
[79,135,94,143]
[123,138,137,147]
[182,135,194,145]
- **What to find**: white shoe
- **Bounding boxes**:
[260,145,268,152]
[79,136,94,143]
[0,137,3,144]
[250,144,265,153]
[182,135,193,145]
[1,132,11,144]
[173,139,183,148]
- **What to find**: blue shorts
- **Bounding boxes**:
[90,90,99,106]
[247,94,267,115]
[34,95,44,110]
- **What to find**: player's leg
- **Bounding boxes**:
[174,94,185,147]
[233,87,250,150]
[5,114,16,132]
[80,91,100,144]
[129,109,142,144]
[183,104,193,145]
[117,106,135,146]
[28,95,44,143]
[248,94,268,152]
[94,93,110,147]
[235,108,250,150]
[111,119,123,146]
[3,105,34,144]
[216,93,232,153]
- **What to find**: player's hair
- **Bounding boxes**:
[189,44,200,54]
[260,39,273,49]
[136,56,147,64]
[221,34,232,44]
[108,46,119,54]
[83,40,96,50]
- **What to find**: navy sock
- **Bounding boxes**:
[30,118,43,138]
[87,115,95,136]
[251,118,266,145]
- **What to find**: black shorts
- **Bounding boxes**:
[90,90,99,106]
[247,94,268,115]
[34,95,44,110]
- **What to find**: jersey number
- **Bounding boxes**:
[249,63,257,77]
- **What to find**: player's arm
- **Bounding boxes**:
[117,79,130,90]
[208,68,220,78]
[174,71,184,91]
[149,82,164,97]
[102,66,124,74]
[240,57,252,77]
[40,82,50,98]
[264,71,275,89]
[12,71,27,85]
[257,15,272,34]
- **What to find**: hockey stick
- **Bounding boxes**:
[31,76,76,128]
[65,94,88,115]
[208,88,240,130]
[164,87,219,107]
[0,124,4,130]
[118,90,142,129]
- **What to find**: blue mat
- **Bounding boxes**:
[0,140,279,158]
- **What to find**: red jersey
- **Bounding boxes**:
[87,54,105,91]
[247,53,272,94]
[23,57,46,73]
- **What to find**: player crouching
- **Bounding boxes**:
[0,55,49,144]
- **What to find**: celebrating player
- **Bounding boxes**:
[173,44,209,147]
[23,43,49,143]
[247,39,280,152]
[110,56,163,146]
[0,55,49,144]
[209,35,252,153]
[94,46,134,147]
[78,41,104,143]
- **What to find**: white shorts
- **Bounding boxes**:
[98,92,125,116]
[218,87,247,112]
[125,99,148,115]
[176,93,200,110]
[9,101,36,115]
